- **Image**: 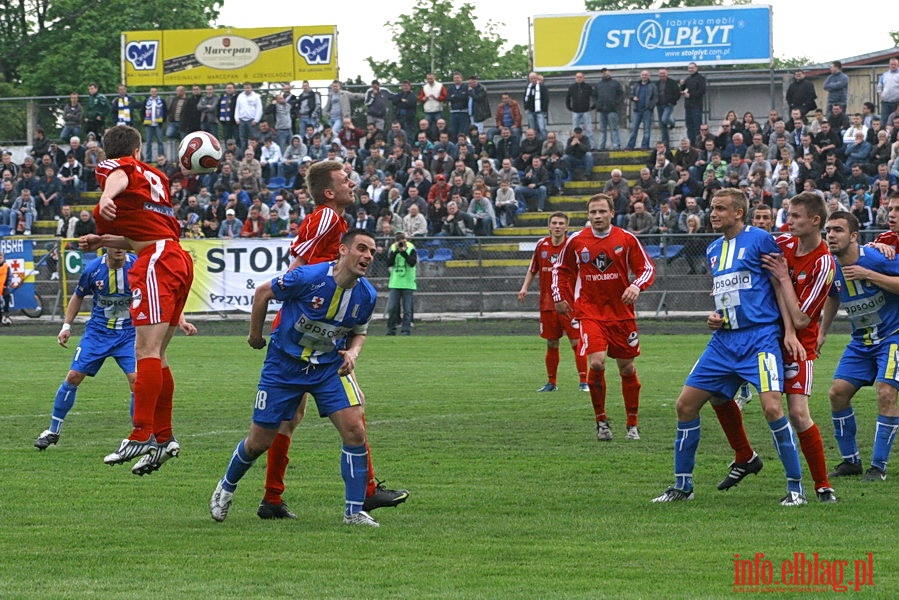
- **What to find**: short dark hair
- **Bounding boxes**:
[827,210,859,233]
[340,228,376,248]
[102,125,141,159]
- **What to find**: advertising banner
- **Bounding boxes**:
[1,238,38,310]
[533,5,771,70]
[123,26,338,86]
[182,238,293,313]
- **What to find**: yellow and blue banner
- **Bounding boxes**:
[1,239,39,311]
[533,5,771,70]
[123,26,338,86]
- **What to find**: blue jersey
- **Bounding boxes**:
[75,254,136,331]
[706,226,782,330]
[270,261,376,364]
[831,245,899,346]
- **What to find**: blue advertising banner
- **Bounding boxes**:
[533,5,772,70]
[0,238,38,310]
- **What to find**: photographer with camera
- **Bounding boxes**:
[386,232,417,336]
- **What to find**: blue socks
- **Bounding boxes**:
[832,407,860,464]
[872,415,899,472]
[222,439,257,493]
[673,418,701,492]
[768,416,803,495]
[341,444,368,516]
[49,381,78,434]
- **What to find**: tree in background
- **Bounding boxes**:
[366,0,528,84]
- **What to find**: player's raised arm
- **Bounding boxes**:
[247,280,275,349]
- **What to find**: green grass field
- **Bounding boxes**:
[1,332,894,599]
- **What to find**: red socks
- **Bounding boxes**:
[587,369,607,422]
[798,424,831,490]
[712,401,754,463]
[130,357,162,441]
[264,433,292,505]
[621,371,641,428]
[545,347,560,385]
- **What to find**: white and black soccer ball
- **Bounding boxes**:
[178,131,223,174]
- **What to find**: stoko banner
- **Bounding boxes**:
[533,5,771,70]
[123,26,338,86]
[181,238,292,313]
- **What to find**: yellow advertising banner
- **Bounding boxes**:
[123,26,338,86]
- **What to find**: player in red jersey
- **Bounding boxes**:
[518,212,588,392]
[259,160,408,520]
[871,193,899,256]
[78,125,195,470]
[551,194,655,441]
[712,192,838,501]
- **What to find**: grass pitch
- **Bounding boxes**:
[1,331,894,599]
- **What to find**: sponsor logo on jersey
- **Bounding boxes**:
[131,288,142,309]
[796,271,807,284]
[709,255,718,270]
[614,245,623,255]
[592,252,611,272]
[579,248,591,263]
[784,361,800,380]
[541,250,548,260]
[711,270,752,296]
[627,331,639,347]
[95,280,105,291]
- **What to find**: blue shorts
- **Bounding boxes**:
[833,339,899,391]
[685,323,783,399]
[71,326,136,377]
[253,345,363,428]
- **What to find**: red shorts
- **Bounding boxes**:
[539,310,579,341]
[128,240,193,327]
[783,358,814,397]
[578,319,640,359]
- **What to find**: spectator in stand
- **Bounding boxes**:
[9,187,36,234]
[515,156,549,212]
[786,69,818,116]
[823,61,849,117]
[523,72,550,140]
[259,137,283,180]
[218,208,242,238]
[563,127,594,180]
[494,178,518,228]
[58,153,82,204]
[37,166,62,220]
[390,80,418,140]
[364,80,391,132]
[419,73,447,128]
[142,87,166,160]
[262,209,289,238]
[83,83,109,142]
[202,195,225,238]
[680,62,707,146]
[877,58,899,123]
[626,71,657,151]
[566,72,595,146]
[593,69,628,152]
[60,92,83,142]
[626,201,654,235]
[467,187,496,235]
[467,75,491,135]
[72,209,95,237]
[494,127,520,165]
[656,68,680,146]
[403,202,428,237]
[217,83,239,144]
[844,131,872,173]
[491,93,523,142]
[165,85,188,143]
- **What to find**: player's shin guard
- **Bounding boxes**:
[130,357,162,441]
[50,381,78,434]
[797,424,831,490]
[621,371,641,428]
[712,400,754,463]
[871,415,899,472]
[153,367,174,443]
[769,416,803,495]
[545,346,560,385]
[674,418,700,491]
[588,368,607,422]
[341,444,369,516]
[264,433,292,504]
[831,407,860,464]
[222,439,257,493]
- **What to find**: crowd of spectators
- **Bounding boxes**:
[5,59,899,241]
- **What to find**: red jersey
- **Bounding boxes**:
[874,230,899,251]
[288,205,348,263]
[94,156,180,241]
[776,234,835,360]
[551,226,655,321]
[527,236,567,312]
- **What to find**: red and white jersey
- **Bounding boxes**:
[776,234,835,360]
[94,156,180,241]
[874,230,899,251]
[288,205,348,264]
[527,236,567,312]
[551,225,655,321]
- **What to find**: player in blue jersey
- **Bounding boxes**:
[820,211,899,482]
[210,229,385,527]
[652,188,808,506]
[34,248,137,450]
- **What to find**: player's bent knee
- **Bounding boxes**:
[65,370,86,386]
[759,392,785,422]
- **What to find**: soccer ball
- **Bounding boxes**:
[178,131,222,174]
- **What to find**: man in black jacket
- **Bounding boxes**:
[786,70,817,116]
[593,68,624,151]
[656,69,681,146]
[566,72,595,146]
